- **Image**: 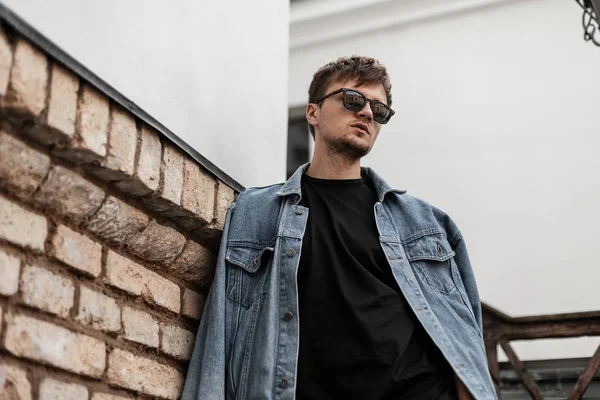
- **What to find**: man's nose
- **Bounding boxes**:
[356,101,373,120]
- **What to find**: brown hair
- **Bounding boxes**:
[307,55,392,137]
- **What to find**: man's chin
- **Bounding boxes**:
[327,137,372,159]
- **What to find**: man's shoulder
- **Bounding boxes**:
[236,182,285,204]
[227,183,285,243]
[231,182,286,218]
[391,191,442,214]
[388,191,462,242]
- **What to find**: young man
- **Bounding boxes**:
[183,56,497,400]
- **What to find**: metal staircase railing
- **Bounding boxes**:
[482,304,600,399]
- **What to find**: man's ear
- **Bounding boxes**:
[306,103,319,131]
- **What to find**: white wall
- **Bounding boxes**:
[290,0,600,360]
[5,0,289,188]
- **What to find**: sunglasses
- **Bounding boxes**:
[314,88,395,124]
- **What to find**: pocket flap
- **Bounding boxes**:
[226,245,274,273]
[404,232,455,262]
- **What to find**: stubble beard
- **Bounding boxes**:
[323,130,372,161]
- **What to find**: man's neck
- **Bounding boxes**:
[305,152,362,180]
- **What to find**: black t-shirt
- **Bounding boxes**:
[296,173,457,400]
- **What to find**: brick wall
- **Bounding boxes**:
[0,24,237,399]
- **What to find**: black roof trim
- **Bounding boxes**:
[0,2,245,193]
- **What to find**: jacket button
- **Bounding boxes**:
[287,248,296,257]
[280,378,290,388]
[295,208,304,215]
[437,244,443,254]
[284,311,293,321]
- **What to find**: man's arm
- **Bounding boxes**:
[456,375,474,400]
[451,231,483,332]
[181,204,235,400]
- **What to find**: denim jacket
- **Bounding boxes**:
[182,163,497,400]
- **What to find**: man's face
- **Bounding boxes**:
[308,78,388,160]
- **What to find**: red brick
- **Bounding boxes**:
[29,64,78,145]
[0,361,32,400]
[122,306,158,348]
[0,39,47,120]
[107,349,183,399]
[169,240,215,284]
[33,166,105,224]
[0,195,47,251]
[0,249,20,296]
[91,107,137,181]
[0,26,13,97]
[20,264,74,318]
[76,285,121,333]
[50,225,102,277]
[0,131,51,199]
[114,126,160,196]
[85,196,148,245]
[126,220,186,266]
[39,378,88,400]
[4,313,106,377]
[160,323,194,360]
[182,289,205,320]
[105,250,180,313]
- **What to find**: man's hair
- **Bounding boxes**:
[307,55,392,138]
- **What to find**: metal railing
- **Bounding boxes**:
[482,304,600,399]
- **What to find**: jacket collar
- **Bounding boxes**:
[277,163,406,203]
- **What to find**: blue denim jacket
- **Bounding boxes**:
[182,164,497,400]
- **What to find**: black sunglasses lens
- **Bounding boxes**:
[342,91,366,112]
[372,102,391,124]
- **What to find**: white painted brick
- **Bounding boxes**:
[0,362,32,400]
[30,64,79,144]
[182,289,205,320]
[76,285,121,333]
[0,195,47,251]
[161,144,184,205]
[107,349,183,399]
[122,306,158,348]
[0,131,51,199]
[4,313,106,378]
[104,251,180,313]
[0,39,47,118]
[0,250,20,296]
[215,181,235,228]
[20,264,74,318]
[33,166,105,224]
[0,26,13,96]
[91,393,130,400]
[75,85,108,160]
[181,159,215,223]
[126,220,186,266]
[160,323,195,360]
[50,225,102,277]
[39,378,88,400]
[94,107,137,181]
[114,126,160,196]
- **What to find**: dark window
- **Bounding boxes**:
[287,110,310,178]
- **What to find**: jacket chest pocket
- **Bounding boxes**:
[225,245,274,308]
[404,232,458,294]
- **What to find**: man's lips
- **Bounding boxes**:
[350,122,370,135]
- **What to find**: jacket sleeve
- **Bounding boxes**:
[181,203,235,400]
[451,231,483,332]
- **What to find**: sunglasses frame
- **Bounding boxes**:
[314,88,395,124]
